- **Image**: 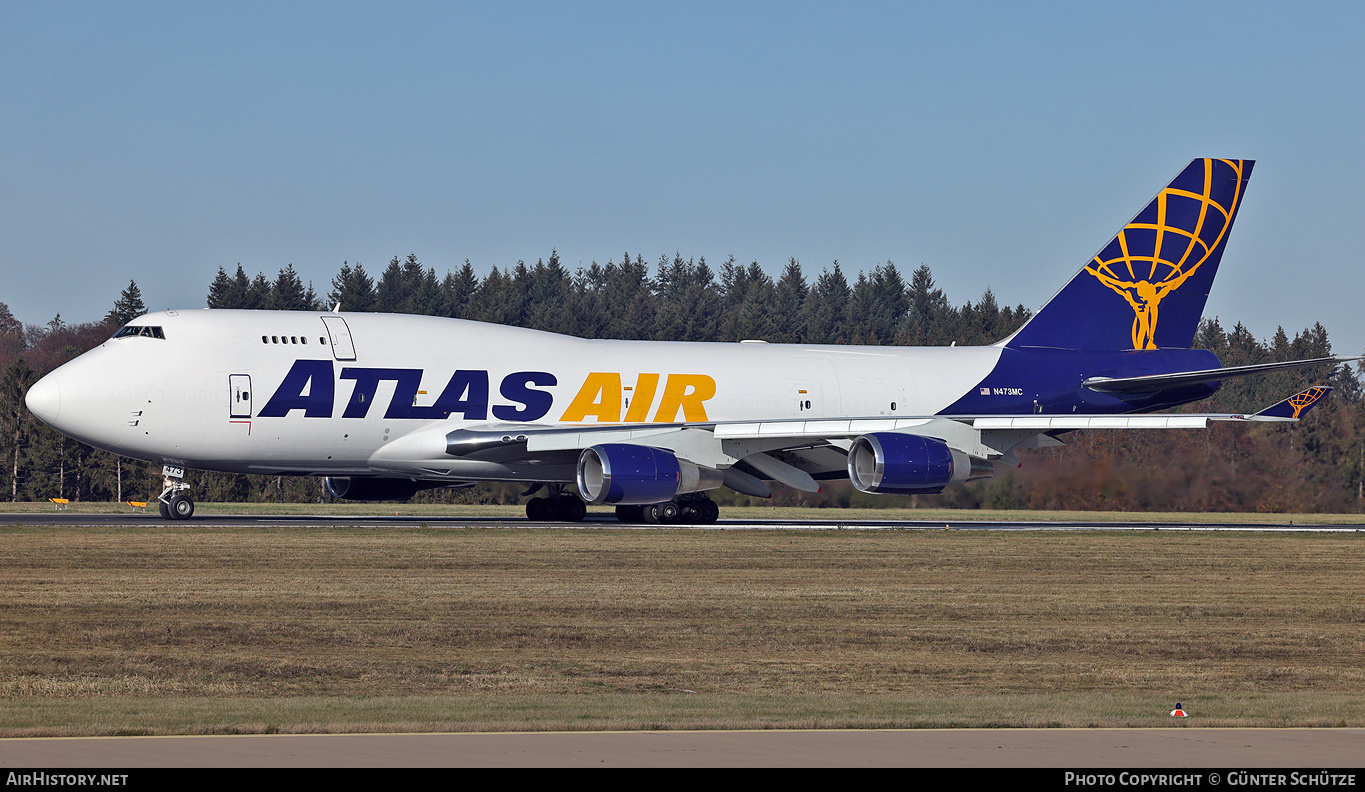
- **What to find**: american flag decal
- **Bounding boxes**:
[980,387,990,396]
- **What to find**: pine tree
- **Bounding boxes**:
[105,280,146,325]
[524,251,575,332]
[0,302,21,336]
[403,253,440,316]
[206,267,235,308]
[842,263,911,345]
[903,264,952,345]
[605,253,655,340]
[653,254,718,342]
[0,302,23,368]
[437,260,478,319]
[717,260,775,342]
[269,265,309,311]
[245,272,272,309]
[472,266,515,325]
[376,257,407,313]
[800,262,850,344]
[327,262,376,312]
[770,259,808,343]
[372,253,440,315]
[303,281,322,312]
[231,265,253,307]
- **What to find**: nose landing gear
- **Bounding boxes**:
[157,465,195,520]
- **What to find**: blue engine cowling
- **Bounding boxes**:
[577,444,722,505]
[846,433,990,494]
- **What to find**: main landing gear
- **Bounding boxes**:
[524,484,587,522]
[615,494,719,525]
[521,486,720,524]
[157,465,195,521]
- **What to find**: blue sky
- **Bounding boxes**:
[4,2,1363,353]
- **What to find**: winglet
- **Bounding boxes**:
[1254,386,1333,420]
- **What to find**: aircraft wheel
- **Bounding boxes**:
[657,501,680,524]
[169,494,195,520]
[615,505,643,523]
[641,504,662,524]
[699,499,720,524]
[525,497,549,521]
[158,499,171,520]
[561,497,587,522]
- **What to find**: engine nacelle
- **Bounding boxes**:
[577,444,723,505]
[325,477,431,502]
[846,433,993,494]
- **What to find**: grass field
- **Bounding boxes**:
[1,517,1363,735]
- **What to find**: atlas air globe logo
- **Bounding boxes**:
[1085,159,1248,350]
[1287,386,1330,419]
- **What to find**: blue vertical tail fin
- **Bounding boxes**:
[1005,158,1254,351]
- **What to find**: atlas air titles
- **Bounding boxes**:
[258,360,718,424]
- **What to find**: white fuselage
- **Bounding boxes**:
[26,309,1002,480]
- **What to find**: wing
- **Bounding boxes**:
[365,386,1335,501]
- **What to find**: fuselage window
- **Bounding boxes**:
[261,336,268,343]
[272,336,278,344]
[290,336,297,344]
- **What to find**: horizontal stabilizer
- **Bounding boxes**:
[1253,385,1333,420]
[1082,355,1359,393]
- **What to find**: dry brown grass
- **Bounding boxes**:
[1,524,1363,734]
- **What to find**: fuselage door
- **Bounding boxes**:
[320,316,357,361]
[229,374,252,418]
[794,382,822,416]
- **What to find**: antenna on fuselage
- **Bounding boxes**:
[332,302,341,313]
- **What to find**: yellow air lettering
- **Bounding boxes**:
[559,372,622,423]
[623,373,660,422]
[653,374,716,423]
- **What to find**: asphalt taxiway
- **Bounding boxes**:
[3,511,1362,532]
[4,728,1364,767]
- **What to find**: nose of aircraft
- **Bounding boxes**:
[25,372,61,424]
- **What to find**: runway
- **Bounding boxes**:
[3,511,1363,532]
[4,728,1365,767]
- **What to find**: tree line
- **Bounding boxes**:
[2,253,1362,511]
[207,252,1032,347]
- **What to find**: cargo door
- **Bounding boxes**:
[320,316,356,361]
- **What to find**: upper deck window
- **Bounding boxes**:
[112,325,165,339]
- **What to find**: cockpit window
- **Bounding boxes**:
[112,325,165,339]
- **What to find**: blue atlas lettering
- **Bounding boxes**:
[492,371,557,421]
[425,370,490,420]
[257,360,335,417]
[340,368,423,419]
[262,365,554,420]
